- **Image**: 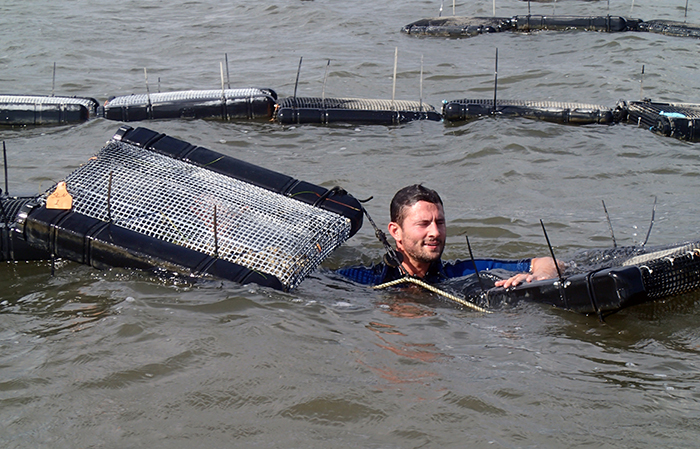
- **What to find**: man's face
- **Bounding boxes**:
[390,200,446,266]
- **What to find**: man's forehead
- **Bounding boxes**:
[404,201,444,219]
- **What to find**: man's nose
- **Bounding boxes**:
[427,221,441,237]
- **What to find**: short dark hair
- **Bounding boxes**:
[390,184,443,225]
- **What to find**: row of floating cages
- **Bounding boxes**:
[0,89,442,127]
[1,91,698,141]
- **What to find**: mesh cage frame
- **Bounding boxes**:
[56,140,352,290]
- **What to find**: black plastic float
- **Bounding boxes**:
[101,88,278,122]
[0,196,51,261]
[0,95,99,126]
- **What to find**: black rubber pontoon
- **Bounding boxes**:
[0,95,99,126]
[479,242,700,315]
[443,99,616,125]
[101,88,278,122]
[13,126,363,291]
[274,97,442,125]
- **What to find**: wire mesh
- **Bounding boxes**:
[57,141,351,289]
[0,95,98,109]
[277,97,436,112]
[449,98,611,111]
[638,249,700,299]
[0,95,97,112]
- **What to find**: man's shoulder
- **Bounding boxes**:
[336,263,390,285]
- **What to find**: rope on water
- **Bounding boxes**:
[373,276,491,313]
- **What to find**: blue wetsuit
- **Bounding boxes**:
[337,258,532,286]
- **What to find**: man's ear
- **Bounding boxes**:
[387,221,401,242]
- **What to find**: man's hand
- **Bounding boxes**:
[494,257,563,289]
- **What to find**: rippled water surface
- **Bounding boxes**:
[2,1,700,447]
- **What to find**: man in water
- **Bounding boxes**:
[337,184,562,287]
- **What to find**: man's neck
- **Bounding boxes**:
[400,258,431,278]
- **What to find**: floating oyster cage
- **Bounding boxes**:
[0,94,99,126]
[481,241,700,316]
[402,15,700,38]
[100,88,278,122]
[274,96,442,125]
[442,99,617,125]
[12,126,364,290]
[622,101,700,142]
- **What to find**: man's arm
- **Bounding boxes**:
[494,257,564,289]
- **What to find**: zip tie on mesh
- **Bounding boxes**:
[373,276,491,313]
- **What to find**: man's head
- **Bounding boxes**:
[388,185,446,276]
[390,184,444,225]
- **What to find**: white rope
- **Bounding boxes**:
[373,276,491,313]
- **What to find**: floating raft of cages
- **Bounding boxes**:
[476,242,700,316]
[402,15,700,38]
[0,95,99,126]
[274,97,442,125]
[10,126,364,291]
[101,88,278,122]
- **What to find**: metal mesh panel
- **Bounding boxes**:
[622,242,700,266]
[277,97,436,112]
[105,89,272,106]
[450,98,610,111]
[0,95,97,109]
[638,249,700,299]
[57,141,351,289]
[620,242,700,299]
